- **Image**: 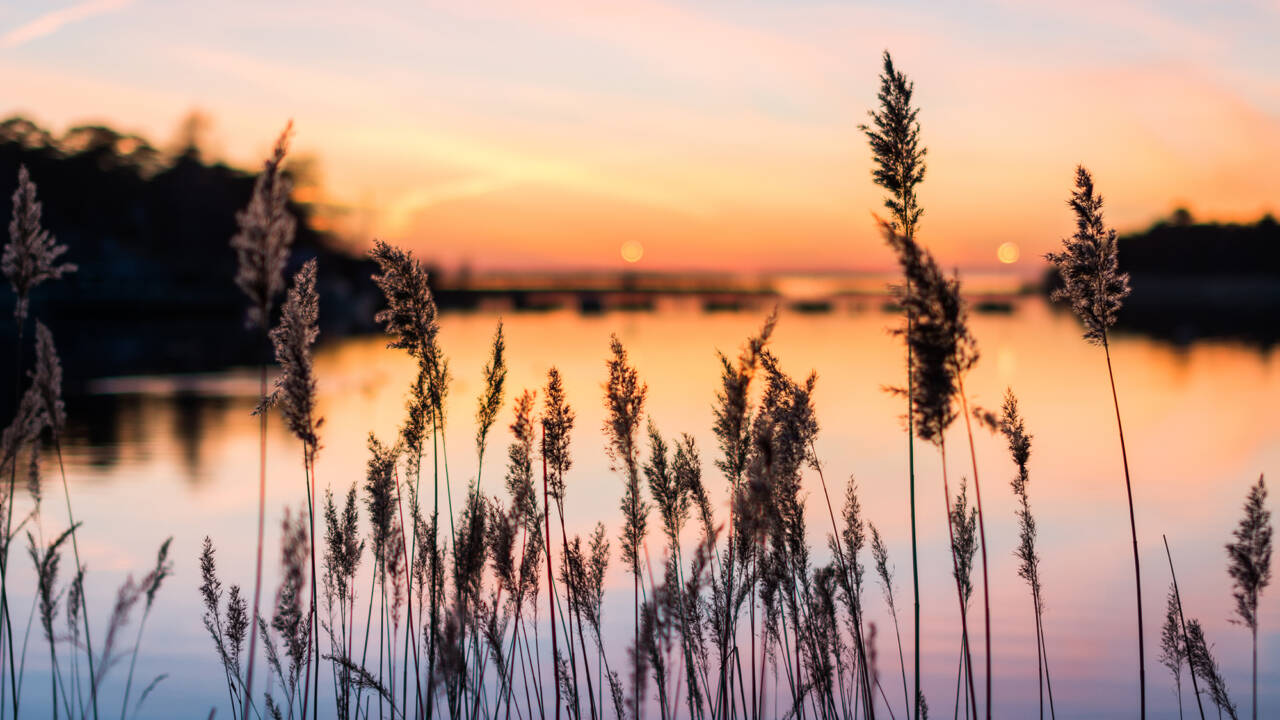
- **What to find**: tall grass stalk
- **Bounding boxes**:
[860,51,926,720]
[1162,536,1205,720]
[602,339,646,720]
[4,164,75,718]
[1225,476,1270,720]
[997,391,1055,719]
[953,380,991,718]
[269,259,322,720]
[1045,166,1142,718]
[871,524,910,719]
[231,123,297,720]
[33,322,105,720]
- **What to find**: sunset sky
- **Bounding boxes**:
[1,0,1277,272]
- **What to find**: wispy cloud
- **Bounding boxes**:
[1,0,134,49]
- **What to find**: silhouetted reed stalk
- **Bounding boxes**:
[34,321,106,720]
[1225,476,1270,720]
[3,164,75,718]
[269,258,322,720]
[876,212,977,719]
[952,379,991,719]
[1185,620,1236,719]
[1161,536,1205,720]
[861,50,926,720]
[1045,165,1143,718]
[1160,585,1187,720]
[541,422,560,720]
[231,122,296,720]
[371,238,447,718]
[871,524,910,720]
[948,480,978,720]
[538,367,599,720]
[119,538,173,720]
[997,391,1055,719]
[602,339,647,720]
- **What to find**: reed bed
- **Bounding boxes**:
[0,50,1273,720]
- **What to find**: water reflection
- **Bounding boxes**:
[16,299,1280,718]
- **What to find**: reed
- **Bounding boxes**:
[1159,585,1186,720]
[860,53,926,720]
[710,310,774,720]
[3,164,76,718]
[948,481,978,720]
[876,215,978,719]
[270,259,323,720]
[231,123,298,720]
[602,337,647,720]
[1184,620,1237,720]
[1044,165,1143,718]
[1162,535,1206,720]
[1225,476,1271,720]
[870,524,910,720]
[997,391,1055,719]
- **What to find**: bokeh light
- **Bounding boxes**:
[997,241,1020,264]
[620,240,644,263]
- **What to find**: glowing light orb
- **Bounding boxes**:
[997,241,1020,264]
[620,240,644,263]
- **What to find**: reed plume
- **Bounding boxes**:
[476,321,507,473]
[861,51,928,719]
[270,259,321,449]
[4,165,76,323]
[1185,620,1237,720]
[999,390,1055,718]
[1159,585,1186,720]
[231,124,296,331]
[232,122,297,720]
[1225,476,1271,720]
[1045,165,1145,718]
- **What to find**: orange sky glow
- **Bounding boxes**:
[1,0,1277,272]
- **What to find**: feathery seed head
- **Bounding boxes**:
[712,310,775,483]
[860,51,927,239]
[879,219,976,445]
[1226,475,1272,631]
[30,321,66,435]
[363,434,398,557]
[476,320,507,459]
[231,123,295,330]
[541,367,574,500]
[269,259,321,450]
[4,166,75,322]
[370,239,439,359]
[1045,166,1131,345]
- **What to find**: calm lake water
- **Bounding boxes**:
[9,297,1280,719]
